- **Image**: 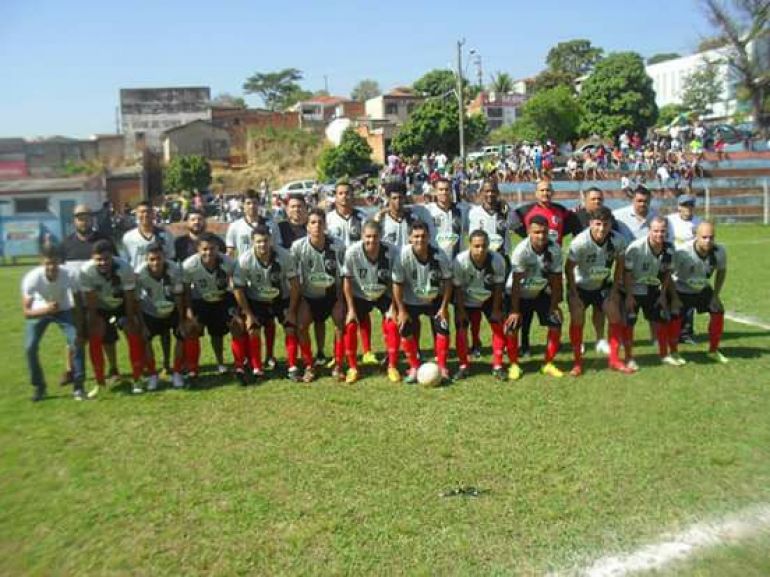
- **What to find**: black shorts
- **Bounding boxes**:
[626,288,667,324]
[304,293,337,324]
[577,284,611,309]
[402,300,450,337]
[455,296,497,328]
[518,291,561,328]
[353,295,392,320]
[677,286,717,314]
[248,298,291,326]
[143,311,179,339]
[191,294,237,337]
[97,306,125,345]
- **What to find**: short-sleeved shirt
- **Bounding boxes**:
[234,246,297,302]
[182,253,237,303]
[672,241,727,294]
[507,238,563,300]
[61,231,115,263]
[342,240,399,301]
[467,203,520,256]
[122,227,175,271]
[326,208,366,246]
[225,217,275,257]
[624,237,674,296]
[452,250,506,307]
[21,266,77,313]
[273,220,307,250]
[380,207,428,249]
[515,202,580,245]
[424,202,469,259]
[174,233,226,263]
[568,229,627,291]
[666,214,702,249]
[135,261,184,318]
[613,205,658,243]
[79,257,136,310]
[290,236,345,299]
[392,245,452,306]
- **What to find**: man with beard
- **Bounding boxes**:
[174,209,225,262]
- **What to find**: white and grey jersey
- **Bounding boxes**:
[121,227,175,271]
[467,203,520,256]
[342,240,399,301]
[326,208,367,246]
[79,257,136,310]
[507,239,563,300]
[135,261,184,318]
[672,241,727,294]
[182,253,237,303]
[234,246,297,302]
[392,245,452,306]
[568,229,627,291]
[624,237,674,296]
[380,206,428,248]
[453,250,506,307]
[290,236,345,299]
[425,202,469,260]
[225,217,276,257]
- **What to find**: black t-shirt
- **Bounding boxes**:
[61,231,115,262]
[276,221,307,249]
[174,233,226,262]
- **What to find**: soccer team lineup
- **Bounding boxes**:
[23,176,730,400]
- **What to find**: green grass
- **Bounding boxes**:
[1,225,769,576]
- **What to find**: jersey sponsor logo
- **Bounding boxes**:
[414,285,439,302]
[488,233,504,252]
[153,299,175,317]
[254,286,281,301]
[588,266,610,281]
[466,286,492,302]
[309,272,335,289]
[361,283,387,301]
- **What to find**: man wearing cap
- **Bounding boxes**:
[666,194,702,344]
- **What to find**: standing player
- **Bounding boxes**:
[376,180,427,249]
[233,225,301,382]
[174,209,225,262]
[182,232,243,383]
[505,215,564,380]
[666,194,701,344]
[341,220,401,384]
[79,240,144,396]
[291,208,346,383]
[670,221,728,363]
[135,242,185,390]
[566,207,634,375]
[392,221,453,384]
[452,230,507,381]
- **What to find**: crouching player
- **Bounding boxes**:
[505,215,564,380]
[623,217,680,368]
[79,240,143,396]
[452,230,507,381]
[181,232,242,382]
[233,225,301,383]
[392,221,453,384]
[670,221,728,363]
[341,219,401,384]
[566,206,634,375]
[135,242,185,390]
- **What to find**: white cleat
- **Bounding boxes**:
[146,374,159,391]
[626,359,639,372]
[171,372,185,389]
[131,381,145,394]
[595,339,610,355]
[661,355,681,367]
[217,364,228,375]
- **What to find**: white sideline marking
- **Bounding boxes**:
[555,503,770,577]
[725,312,770,331]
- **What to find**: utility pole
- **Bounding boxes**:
[457,39,465,169]
[323,75,329,94]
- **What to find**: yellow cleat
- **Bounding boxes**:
[508,363,523,381]
[541,362,564,378]
[345,368,359,384]
[361,351,379,365]
[86,385,101,399]
[708,350,729,364]
[387,367,401,383]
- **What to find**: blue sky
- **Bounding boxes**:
[0,0,714,139]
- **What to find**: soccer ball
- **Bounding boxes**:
[417,362,442,387]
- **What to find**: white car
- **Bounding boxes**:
[276,179,316,198]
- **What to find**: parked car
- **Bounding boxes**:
[276,179,316,198]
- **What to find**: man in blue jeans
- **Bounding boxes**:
[21,246,85,401]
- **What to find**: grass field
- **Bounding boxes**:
[1,225,769,576]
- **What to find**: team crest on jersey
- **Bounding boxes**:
[429,270,440,282]
[270,271,282,284]
[377,268,390,282]
[325,258,337,274]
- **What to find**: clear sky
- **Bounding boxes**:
[0,0,715,139]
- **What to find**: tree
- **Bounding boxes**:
[698,34,729,52]
[351,79,381,102]
[413,69,462,98]
[681,59,723,116]
[243,68,306,111]
[647,52,681,65]
[163,155,212,194]
[212,93,246,108]
[533,69,577,93]
[546,39,604,78]
[578,52,658,137]
[390,98,487,156]
[700,0,770,134]
[316,128,373,181]
[489,85,581,144]
[657,103,690,127]
[489,72,514,94]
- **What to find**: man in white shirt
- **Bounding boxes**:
[21,246,84,401]
[666,194,702,343]
[613,186,658,243]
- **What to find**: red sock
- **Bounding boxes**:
[436,333,449,370]
[384,319,400,368]
[127,333,145,380]
[184,338,200,373]
[469,309,482,348]
[624,325,634,361]
[88,335,105,384]
[491,322,504,368]
[173,353,183,373]
[456,326,469,368]
[608,323,623,366]
[249,333,263,371]
[299,338,313,368]
[145,354,157,376]
[668,317,682,353]
[359,315,372,354]
[545,328,561,363]
[334,335,344,369]
[401,336,420,369]
[709,312,724,352]
[345,322,358,370]
[285,333,298,369]
[231,334,248,370]
[505,334,519,364]
[656,323,668,357]
[264,320,275,359]
[569,324,583,365]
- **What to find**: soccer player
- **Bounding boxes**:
[566,206,634,375]
[233,225,301,382]
[670,221,728,363]
[341,220,401,384]
[392,220,453,384]
[291,208,346,383]
[21,246,85,401]
[452,230,507,381]
[376,180,427,249]
[623,216,679,369]
[79,240,143,396]
[135,242,185,390]
[504,215,564,380]
[181,232,243,383]
[666,194,702,344]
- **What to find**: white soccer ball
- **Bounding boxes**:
[417,361,442,387]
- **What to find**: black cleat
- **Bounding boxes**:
[492,367,507,381]
[235,370,248,386]
[453,366,470,381]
